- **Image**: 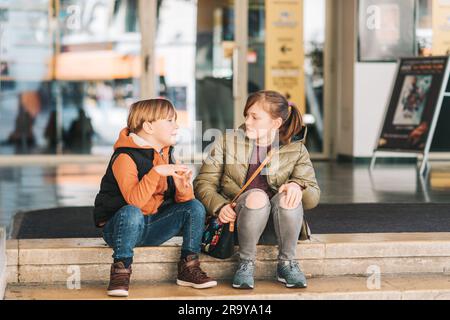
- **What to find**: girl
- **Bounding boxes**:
[194,90,320,289]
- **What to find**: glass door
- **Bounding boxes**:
[246,0,327,156]
[152,0,238,154]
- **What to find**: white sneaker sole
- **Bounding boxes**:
[107,289,129,297]
[277,277,307,288]
[176,279,218,289]
[232,283,254,289]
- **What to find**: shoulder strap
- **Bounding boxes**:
[228,149,274,232]
[231,149,274,203]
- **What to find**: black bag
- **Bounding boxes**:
[201,216,310,259]
[201,149,275,259]
[201,216,235,259]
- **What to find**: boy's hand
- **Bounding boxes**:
[153,164,189,178]
[173,168,193,189]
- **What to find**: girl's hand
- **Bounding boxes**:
[278,182,302,209]
[153,164,189,178]
[218,203,237,224]
[173,168,193,189]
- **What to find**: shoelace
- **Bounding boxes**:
[188,264,208,279]
[110,273,130,287]
[238,261,253,273]
[288,261,301,272]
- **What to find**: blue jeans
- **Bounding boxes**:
[102,199,206,261]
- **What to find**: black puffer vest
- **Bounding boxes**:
[93,146,176,227]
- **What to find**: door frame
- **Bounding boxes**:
[138,0,157,99]
[233,0,249,128]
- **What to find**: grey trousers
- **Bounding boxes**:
[234,189,304,262]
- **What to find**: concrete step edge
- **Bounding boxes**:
[7,233,450,284]
[9,258,450,284]
[0,228,6,300]
[6,274,450,300]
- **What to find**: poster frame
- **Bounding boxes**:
[370,56,450,176]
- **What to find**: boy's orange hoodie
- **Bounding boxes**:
[111,128,194,215]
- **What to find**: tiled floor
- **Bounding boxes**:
[0,160,449,238]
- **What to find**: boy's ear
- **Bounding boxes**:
[142,121,153,134]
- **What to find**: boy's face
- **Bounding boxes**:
[155,116,179,146]
[144,116,179,147]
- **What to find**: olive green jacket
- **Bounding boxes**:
[193,126,321,217]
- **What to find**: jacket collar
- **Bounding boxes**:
[130,133,152,147]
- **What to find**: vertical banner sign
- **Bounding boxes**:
[265,0,305,113]
[432,0,450,55]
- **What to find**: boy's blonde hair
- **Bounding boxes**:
[127,98,177,133]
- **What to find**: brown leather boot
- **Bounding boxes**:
[107,261,132,297]
[176,255,217,289]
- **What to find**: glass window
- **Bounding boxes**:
[0,0,142,155]
[247,0,326,153]
[57,0,141,155]
[0,0,54,154]
[420,0,450,57]
[417,0,432,56]
[154,0,235,153]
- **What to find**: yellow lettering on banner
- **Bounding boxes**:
[432,0,450,55]
[265,0,305,113]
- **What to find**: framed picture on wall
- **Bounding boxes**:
[358,0,417,62]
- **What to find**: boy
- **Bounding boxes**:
[93,99,217,297]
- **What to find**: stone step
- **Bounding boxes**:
[0,228,6,299]
[5,273,450,300]
[7,232,450,284]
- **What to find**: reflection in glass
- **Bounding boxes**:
[57,0,141,154]
[195,0,234,146]
[247,0,325,153]
[0,0,54,154]
[0,0,141,155]
[155,0,235,153]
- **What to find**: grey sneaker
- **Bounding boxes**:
[277,260,307,288]
[232,260,255,289]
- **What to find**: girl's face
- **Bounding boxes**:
[143,115,179,147]
[244,101,282,142]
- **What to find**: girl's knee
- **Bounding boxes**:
[245,190,269,210]
[277,195,303,211]
[271,192,303,211]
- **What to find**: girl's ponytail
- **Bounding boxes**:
[279,101,303,144]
